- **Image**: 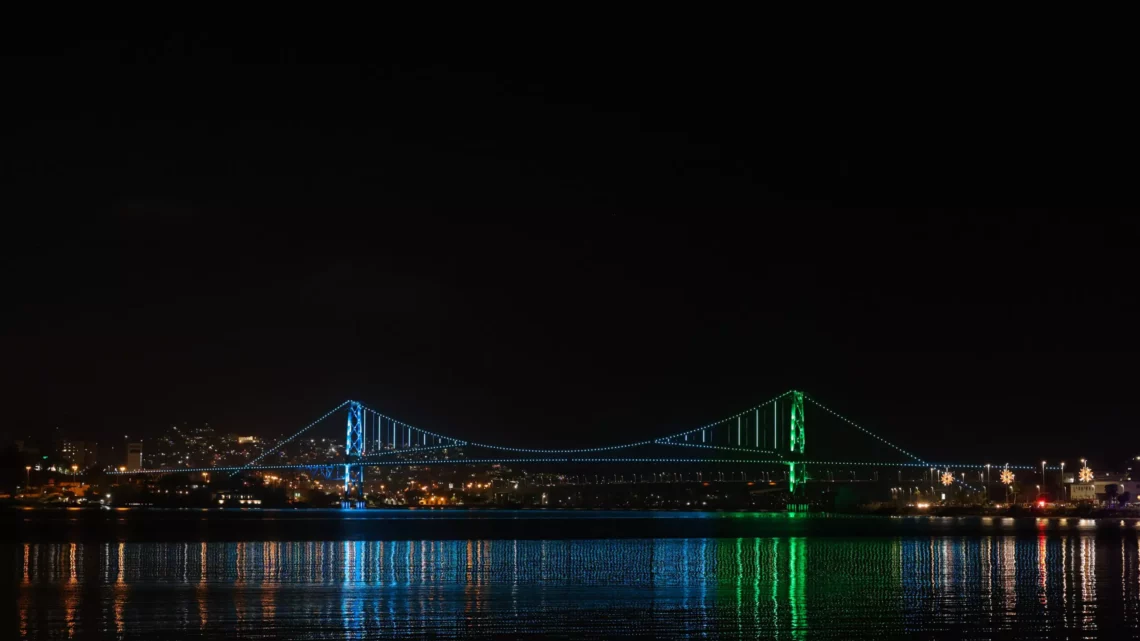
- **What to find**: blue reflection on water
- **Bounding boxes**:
[11,531,1140,639]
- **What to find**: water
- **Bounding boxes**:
[5,511,1140,639]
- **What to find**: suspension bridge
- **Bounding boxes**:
[109,390,1062,509]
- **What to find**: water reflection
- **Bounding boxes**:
[11,534,1140,639]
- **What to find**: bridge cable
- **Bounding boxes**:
[231,400,351,475]
[803,394,980,491]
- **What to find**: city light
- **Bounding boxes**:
[82,390,1097,519]
[1000,467,1015,485]
[1079,464,1093,483]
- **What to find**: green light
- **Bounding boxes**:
[735,537,744,636]
[770,537,779,632]
[790,537,806,639]
[787,391,807,503]
[789,391,805,455]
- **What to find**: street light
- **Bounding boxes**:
[25,466,31,487]
[985,463,991,501]
[71,464,78,478]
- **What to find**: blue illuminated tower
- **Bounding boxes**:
[346,401,364,458]
[344,401,364,503]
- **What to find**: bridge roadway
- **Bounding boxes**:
[109,457,1057,476]
[105,391,1065,488]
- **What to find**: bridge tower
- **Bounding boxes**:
[786,390,808,511]
[343,401,365,507]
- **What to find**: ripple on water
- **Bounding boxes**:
[12,530,1140,640]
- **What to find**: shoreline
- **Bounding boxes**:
[4,502,1140,521]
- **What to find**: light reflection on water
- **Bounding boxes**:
[11,535,1140,639]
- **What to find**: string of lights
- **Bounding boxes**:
[361,444,459,458]
[803,395,923,462]
[359,457,791,467]
[661,390,792,442]
[658,442,782,456]
[464,390,795,454]
[109,457,1060,476]
[232,401,351,474]
[802,395,985,491]
[237,390,796,462]
[466,440,659,454]
[129,392,1063,492]
[212,393,799,480]
[358,403,463,445]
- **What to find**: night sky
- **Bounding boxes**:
[3,33,1136,467]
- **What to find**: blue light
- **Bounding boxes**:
[233,401,351,474]
[345,402,364,458]
[108,391,1052,493]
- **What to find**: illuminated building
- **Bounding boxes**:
[61,440,84,467]
[126,442,143,471]
[213,490,262,507]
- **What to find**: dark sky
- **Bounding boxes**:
[2,32,1136,467]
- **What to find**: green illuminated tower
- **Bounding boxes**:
[787,390,807,510]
